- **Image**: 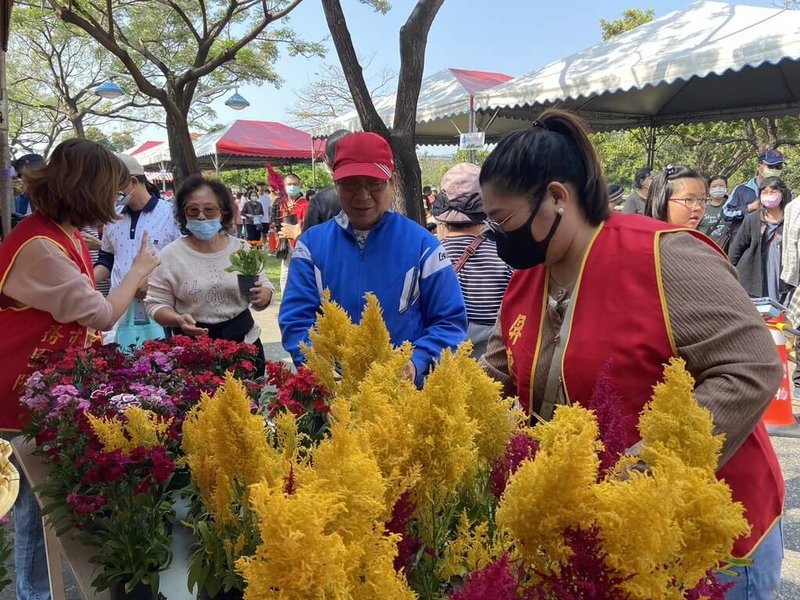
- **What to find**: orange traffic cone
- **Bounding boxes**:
[763,323,800,437]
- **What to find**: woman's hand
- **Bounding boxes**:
[81,231,102,251]
[177,313,208,337]
[278,222,301,241]
[131,232,160,278]
[248,281,273,309]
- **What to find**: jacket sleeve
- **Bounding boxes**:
[781,201,799,286]
[722,186,748,221]
[302,197,323,232]
[278,237,321,366]
[728,215,752,266]
[410,242,468,386]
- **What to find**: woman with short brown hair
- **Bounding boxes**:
[0,138,160,600]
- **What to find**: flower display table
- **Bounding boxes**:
[11,438,195,600]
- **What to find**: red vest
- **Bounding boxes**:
[500,214,784,558]
[0,213,94,431]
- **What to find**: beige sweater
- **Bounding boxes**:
[2,238,115,330]
[481,232,783,467]
[145,236,274,344]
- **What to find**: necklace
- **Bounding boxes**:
[548,274,575,302]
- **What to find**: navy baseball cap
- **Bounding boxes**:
[759,149,785,166]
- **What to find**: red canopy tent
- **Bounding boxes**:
[193,120,325,171]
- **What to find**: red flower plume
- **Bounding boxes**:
[265,163,286,197]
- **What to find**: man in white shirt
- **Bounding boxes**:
[94,153,182,344]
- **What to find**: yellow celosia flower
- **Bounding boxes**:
[451,344,522,464]
[302,292,354,393]
[496,405,601,571]
[88,407,171,454]
[339,294,393,396]
[182,373,284,527]
[238,478,415,599]
[639,358,722,475]
[439,512,508,580]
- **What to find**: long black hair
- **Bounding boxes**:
[479,108,609,225]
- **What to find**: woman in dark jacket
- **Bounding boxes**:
[729,177,791,302]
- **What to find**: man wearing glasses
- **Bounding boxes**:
[94,153,182,344]
[723,149,788,242]
[279,132,467,387]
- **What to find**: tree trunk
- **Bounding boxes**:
[165,109,199,184]
[71,117,85,138]
[390,133,423,223]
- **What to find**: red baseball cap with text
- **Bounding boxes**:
[333,132,395,182]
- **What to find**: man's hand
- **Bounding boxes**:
[402,361,416,383]
[278,222,301,241]
[81,231,102,251]
[747,198,761,213]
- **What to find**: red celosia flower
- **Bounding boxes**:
[490,433,539,498]
[284,465,297,495]
[386,492,419,572]
[531,527,631,600]
[451,554,519,600]
[684,571,734,600]
[149,446,175,483]
[587,360,633,475]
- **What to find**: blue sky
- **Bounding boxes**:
[140,0,781,143]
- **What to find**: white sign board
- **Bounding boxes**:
[459,132,485,150]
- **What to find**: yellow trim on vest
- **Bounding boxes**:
[653,230,680,356]
[0,236,72,311]
[726,512,784,562]
[559,222,605,406]
[528,278,550,416]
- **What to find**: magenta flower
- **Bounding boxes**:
[490,433,539,498]
[451,554,518,600]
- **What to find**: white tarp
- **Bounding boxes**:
[312,68,513,144]
[476,0,800,131]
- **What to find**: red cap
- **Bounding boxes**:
[333,132,394,182]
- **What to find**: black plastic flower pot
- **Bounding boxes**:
[237,274,259,296]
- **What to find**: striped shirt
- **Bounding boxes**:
[441,234,513,325]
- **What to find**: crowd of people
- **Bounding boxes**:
[0,108,792,599]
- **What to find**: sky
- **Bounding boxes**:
[133,0,782,146]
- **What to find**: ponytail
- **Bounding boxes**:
[479,108,609,225]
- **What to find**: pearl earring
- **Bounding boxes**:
[557,206,565,215]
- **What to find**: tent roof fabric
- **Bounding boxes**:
[129,141,164,157]
[312,67,513,138]
[476,0,800,130]
[194,120,324,160]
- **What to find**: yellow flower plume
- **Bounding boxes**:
[88,407,171,454]
[497,405,601,571]
[182,373,284,527]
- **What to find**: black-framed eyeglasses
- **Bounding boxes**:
[668,197,710,209]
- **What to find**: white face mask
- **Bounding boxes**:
[709,186,727,198]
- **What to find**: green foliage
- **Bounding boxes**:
[600,8,655,40]
[0,521,11,593]
[226,244,269,276]
[217,165,331,193]
[85,128,138,153]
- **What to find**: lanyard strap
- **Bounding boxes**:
[539,292,577,421]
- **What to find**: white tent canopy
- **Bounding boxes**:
[312,67,513,145]
[474,1,800,137]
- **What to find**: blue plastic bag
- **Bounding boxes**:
[115,300,165,352]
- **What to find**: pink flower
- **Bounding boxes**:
[684,571,734,600]
[451,554,518,600]
[490,433,539,498]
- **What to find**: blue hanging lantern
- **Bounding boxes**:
[93,79,125,100]
[224,92,250,110]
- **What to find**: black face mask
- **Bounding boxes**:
[495,211,562,270]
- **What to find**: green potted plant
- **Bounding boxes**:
[225,244,268,296]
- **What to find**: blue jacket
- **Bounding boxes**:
[723,177,760,221]
[279,211,468,387]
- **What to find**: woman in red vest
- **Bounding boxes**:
[0,138,159,600]
[479,109,784,599]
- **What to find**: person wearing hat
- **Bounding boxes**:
[279,131,468,387]
[723,149,790,243]
[94,153,182,345]
[11,154,45,224]
[607,184,625,212]
[432,163,513,359]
